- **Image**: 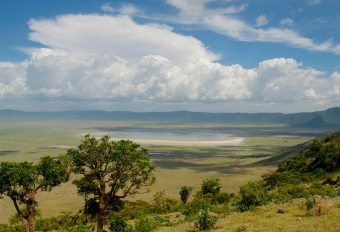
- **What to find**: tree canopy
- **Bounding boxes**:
[68,134,156,232]
[0,155,71,232]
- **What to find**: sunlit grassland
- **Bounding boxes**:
[157,198,340,232]
[0,121,317,223]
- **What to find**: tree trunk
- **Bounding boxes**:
[11,198,30,232]
[27,203,35,232]
[97,177,107,232]
[97,202,105,232]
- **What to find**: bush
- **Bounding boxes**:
[71,225,93,232]
[194,208,218,230]
[110,217,132,232]
[152,190,179,213]
[0,224,8,232]
[237,181,271,212]
[201,178,221,195]
[183,194,209,217]
[135,218,158,232]
[35,218,60,231]
[215,192,231,204]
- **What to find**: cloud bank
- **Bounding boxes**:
[1,48,339,109]
[1,11,339,112]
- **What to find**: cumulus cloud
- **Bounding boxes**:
[28,14,219,65]
[1,11,339,111]
[1,48,339,109]
[256,15,269,27]
[280,18,294,26]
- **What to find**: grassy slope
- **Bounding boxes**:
[156,197,340,232]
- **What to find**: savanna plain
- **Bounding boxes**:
[0,119,320,225]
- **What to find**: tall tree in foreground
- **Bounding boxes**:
[0,155,71,232]
[68,135,156,232]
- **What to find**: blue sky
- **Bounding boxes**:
[0,0,339,113]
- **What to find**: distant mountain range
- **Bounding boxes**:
[1,107,340,128]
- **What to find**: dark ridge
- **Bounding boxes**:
[0,107,340,127]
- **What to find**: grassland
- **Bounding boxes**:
[155,197,340,232]
[0,120,321,224]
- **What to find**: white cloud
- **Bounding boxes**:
[161,0,340,55]
[28,14,219,65]
[306,0,321,5]
[256,15,269,27]
[280,18,294,26]
[1,48,339,110]
[119,3,139,15]
[101,3,114,13]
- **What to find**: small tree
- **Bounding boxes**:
[68,135,156,232]
[179,186,193,204]
[201,178,221,195]
[0,155,71,232]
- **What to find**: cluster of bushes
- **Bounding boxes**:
[236,133,340,211]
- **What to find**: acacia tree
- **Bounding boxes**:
[0,155,71,232]
[68,135,156,232]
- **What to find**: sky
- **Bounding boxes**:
[0,0,339,113]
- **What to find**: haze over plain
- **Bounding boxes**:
[0,0,339,113]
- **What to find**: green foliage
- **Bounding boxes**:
[68,135,156,231]
[0,155,71,232]
[86,197,125,218]
[34,218,60,231]
[34,211,83,231]
[118,200,153,220]
[71,225,93,232]
[0,224,8,232]
[135,218,158,232]
[9,208,41,225]
[201,178,221,195]
[215,192,231,204]
[251,133,340,210]
[237,181,271,212]
[194,208,218,231]
[179,186,193,204]
[306,197,315,211]
[152,190,180,214]
[109,217,130,232]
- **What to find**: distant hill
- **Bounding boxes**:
[256,130,340,166]
[1,107,340,128]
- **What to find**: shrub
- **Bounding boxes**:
[135,218,158,232]
[71,225,93,232]
[194,208,218,230]
[35,218,60,231]
[215,192,231,204]
[237,181,271,212]
[0,224,8,232]
[201,178,221,195]
[110,217,133,232]
[152,190,179,213]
